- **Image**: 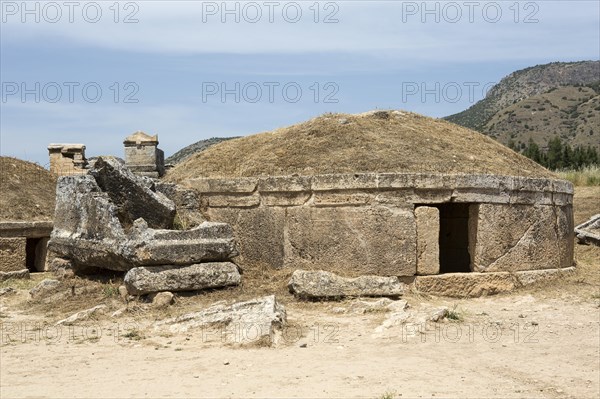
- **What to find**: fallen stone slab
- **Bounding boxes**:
[155,295,286,346]
[56,305,107,326]
[288,270,406,299]
[124,262,241,295]
[90,156,175,229]
[575,214,600,246]
[514,267,576,287]
[0,269,30,282]
[414,272,518,297]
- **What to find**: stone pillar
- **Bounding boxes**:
[123,131,165,178]
[415,206,440,275]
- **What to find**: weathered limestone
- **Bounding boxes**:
[284,206,416,276]
[0,269,29,281]
[0,237,26,272]
[469,204,574,272]
[208,207,285,270]
[124,262,241,295]
[156,295,286,346]
[49,167,237,272]
[90,156,175,229]
[48,143,87,176]
[575,214,600,246]
[29,279,61,299]
[183,173,574,284]
[514,267,576,286]
[123,131,165,178]
[415,206,440,275]
[0,221,53,238]
[56,305,107,326]
[155,182,206,229]
[288,270,406,299]
[414,272,518,297]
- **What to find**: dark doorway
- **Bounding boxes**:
[25,238,43,272]
[437,203,472,273]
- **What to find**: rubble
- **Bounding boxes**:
[155,295,286,346]
[575,214,600,246]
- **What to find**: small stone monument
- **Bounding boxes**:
[47,143,87,176]
[123,131,165,178]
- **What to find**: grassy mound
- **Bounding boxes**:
[0,157,57,221]
[166,110,554,181]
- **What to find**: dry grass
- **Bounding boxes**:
[165,110,554,182]
[0,157,57,221]
[556,165,600,187]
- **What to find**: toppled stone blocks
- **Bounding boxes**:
[288,270,406,299]
[90,156,175,229]
[48,164,237,272]
[155,295,286,346]
[124,262,241,295]
[575,214,600,246]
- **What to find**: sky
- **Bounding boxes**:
[1,0,599,166]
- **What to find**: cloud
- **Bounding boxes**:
[2,1,598,61]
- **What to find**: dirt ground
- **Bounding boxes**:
[1,187,598,399]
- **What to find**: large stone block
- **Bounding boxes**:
[414,272,518,297]
[124,262,241,295]
[90,156,175,229]
[469,204,574,272]
[415,207,439,275]
[207,207,285,270]
[0,237,26,272]
[284,206,416,276]
[288,269,405,299]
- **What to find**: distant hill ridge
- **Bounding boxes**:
[165,137,239,165]
[445,61,600,137]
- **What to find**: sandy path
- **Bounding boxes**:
[2,293,598,399]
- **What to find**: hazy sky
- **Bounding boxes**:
[1,0,599,165]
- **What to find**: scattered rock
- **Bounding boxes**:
[48,258,75,279]
[430,308,449,322]
[118,285,129,299]
[575,213,600,246]
[156,295,286,346]
[124,262,241,295]
[29,279,61,299]
[0,287,15,296]
[0,269,30,282]
[151,291,174,308]
[223,360,230,365]
[56,305,108,326]
[288,270,406,299]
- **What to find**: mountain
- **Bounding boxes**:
[445,61,600,151]
[165,137,240,165]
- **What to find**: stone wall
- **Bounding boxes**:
[0,222,54,273]
[0,237,26,272]
[180,173,574,277]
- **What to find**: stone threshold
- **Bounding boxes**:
[413,267,576,298]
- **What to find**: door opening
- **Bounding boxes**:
[437,203,472,273]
